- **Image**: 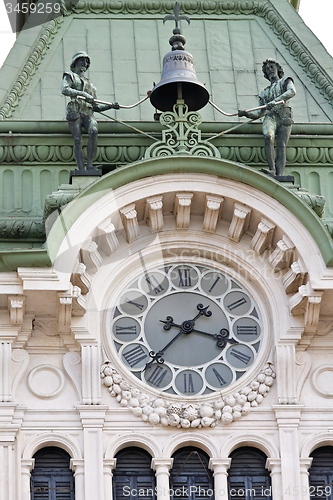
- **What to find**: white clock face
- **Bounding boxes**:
[110,263,263,396]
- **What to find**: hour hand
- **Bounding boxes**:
[160,316,180,330]
[191,327,238,349]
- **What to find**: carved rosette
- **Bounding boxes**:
[100,360,275,428]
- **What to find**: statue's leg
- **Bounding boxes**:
[68,118,84,170]
[262,116,276,175]
[275,124,291,176]
[83,115,98,170]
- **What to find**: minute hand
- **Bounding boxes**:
[144,324,184,370]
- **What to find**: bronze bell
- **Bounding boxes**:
[150,49,209,112]
[150,2,209,112]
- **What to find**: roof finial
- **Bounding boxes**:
[163,2,190,51]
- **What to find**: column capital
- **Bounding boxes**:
[209,458,231,472]
[266,458,281,472]
[21,458,35,472]
[70,458,84,472]
[76,404,108,427]
[104,458,117,469]
[151,458,173,471]
[272,404,304,426]
[299,458,313,472]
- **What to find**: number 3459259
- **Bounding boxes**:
[5,2,61,14]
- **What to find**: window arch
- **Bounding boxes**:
[309,446,333,500]
[30,446,74,500]
[170,446,214,500]
[228,447,271,500]
[113,447,156,500]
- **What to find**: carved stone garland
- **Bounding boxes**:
[100,360,275,428]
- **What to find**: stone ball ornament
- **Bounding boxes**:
[101,262,275,427]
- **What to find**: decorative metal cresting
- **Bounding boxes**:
[144,100,220,158]
[146,2,219,158]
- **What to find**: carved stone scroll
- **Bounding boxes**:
[144,196,163,232]
[250,218,276,254]
[8,295,26,325]
[203,195,224,233]
[119,204,140,242]
[71,261,92,295]
[174,193,193,229]
[96,218,119,255]
[57,290,72,333]
[268,235,295,271]
[228,203,252,242]
[72,286,87,317]
[282,259,306,294]
[80,239,103,272]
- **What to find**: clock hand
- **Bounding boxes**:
[145,304,215,370]
[144,321,185,370]
[160,303,212,332]
[190,327,238,349]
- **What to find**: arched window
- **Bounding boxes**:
[309,446,333,500]
[170,446,214,500]
[228,447,271,500]
[30,447,74,500]
[113,447,156,500]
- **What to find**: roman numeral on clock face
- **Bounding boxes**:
[183,373,195,393]
[122,345,147,367]
[115,325,137,335]
[227,297,247,311]
[145,275,164,294]
[236,325,258,335]
[146,366,168,387]
[229,348,251,365]
[178,269,192,287]
[212,368,227,386]
[124,297,144,310]
[208,276,220,293]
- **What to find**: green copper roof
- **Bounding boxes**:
[0,0,332,122]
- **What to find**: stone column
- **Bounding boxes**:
[300,458,313,500]
[78,405,108,500]
[0,342,12,402]
[103,458,117,500]
[266,458,283,500]
[81,344,101,405]
[21,459,35,500]
[151,458,174,500]
[274,405,303,500]
[71,458,85,500]
[209,458,231,500]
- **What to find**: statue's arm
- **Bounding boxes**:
[61,74,95,103]
[238,96,266,120]
[93,102,120,112]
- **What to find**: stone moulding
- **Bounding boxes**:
[100,359,276,428]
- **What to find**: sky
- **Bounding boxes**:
[0,0,332,69]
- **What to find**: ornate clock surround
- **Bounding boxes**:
[51,161,323,425]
